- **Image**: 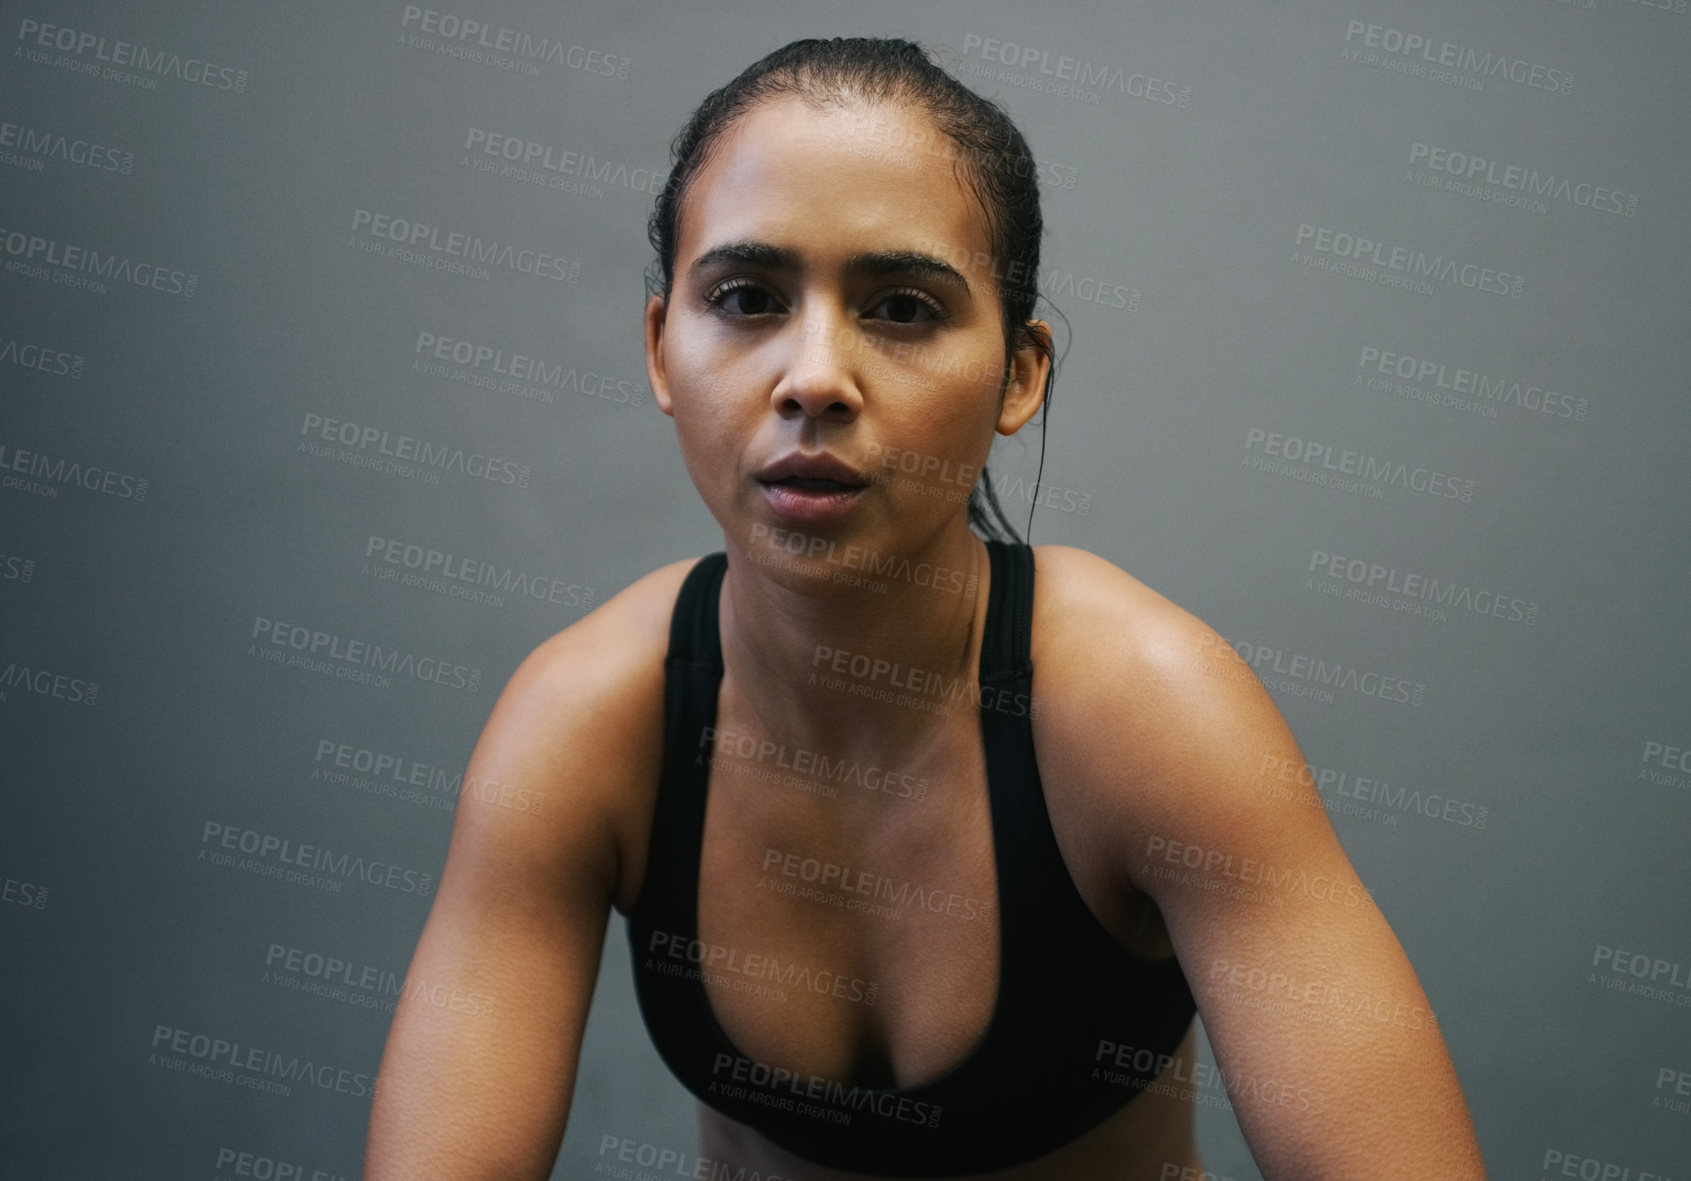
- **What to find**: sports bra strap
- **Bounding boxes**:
[665,552,727,671]
[979,540,1032,679]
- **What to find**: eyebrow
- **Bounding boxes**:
[687,241,973,295]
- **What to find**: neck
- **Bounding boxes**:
[718,521,992,763]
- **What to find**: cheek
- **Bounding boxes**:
[664,326,735,408]
[668,369,747,472]
[898,363,1005,434]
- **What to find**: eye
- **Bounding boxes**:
[867,287,947,325]
[705,278,783,317]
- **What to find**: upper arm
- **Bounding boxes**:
[1034,546,1485,1179]
[364,588,671,1180]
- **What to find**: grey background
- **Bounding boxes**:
[1,0,1688,1177]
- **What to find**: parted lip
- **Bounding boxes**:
[755,452,871,486]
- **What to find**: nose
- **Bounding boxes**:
[769,306,863,421]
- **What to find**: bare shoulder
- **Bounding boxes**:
[443,554,709,909]
[1027,544,1302,848]
[1028,542,1247,703]
[367,555,712,1177]
[516,553,702,685]
[479,554,699,777]
[1027,543,1204,665]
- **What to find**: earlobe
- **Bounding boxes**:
[644,294,674,416]
[996,320,1053,437]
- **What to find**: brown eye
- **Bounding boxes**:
[706,279,781,317]
[868,288,945,325]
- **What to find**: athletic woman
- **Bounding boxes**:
[366,38,1487,1180]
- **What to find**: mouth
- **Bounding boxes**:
[763,475,855,491]
[757,469,869,525]
[755,451,873,489]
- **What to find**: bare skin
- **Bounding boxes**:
[365,95,1488,1180]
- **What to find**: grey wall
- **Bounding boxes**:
[2,1,1687,1178]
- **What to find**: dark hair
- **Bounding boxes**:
[646,36,1057,544]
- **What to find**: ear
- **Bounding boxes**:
[644,293,674,417]
[995,320,1052,437]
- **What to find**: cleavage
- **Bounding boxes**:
[694,705,1003,1092]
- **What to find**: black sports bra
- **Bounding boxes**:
[626,541,1196,1176]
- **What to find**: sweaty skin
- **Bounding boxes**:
[364,95,1487,1180]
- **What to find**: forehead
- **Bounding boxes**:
[676,95,993,273]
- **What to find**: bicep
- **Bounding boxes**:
[365,633,632,1181]
[365,864,608,1180]
[1127,658,1484,1178]
[1148,817,1473,1176]
[1040,580,1484,1178]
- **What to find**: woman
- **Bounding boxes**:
[366,38,1487,1180]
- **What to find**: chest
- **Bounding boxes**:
[692,699,1144,1092]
